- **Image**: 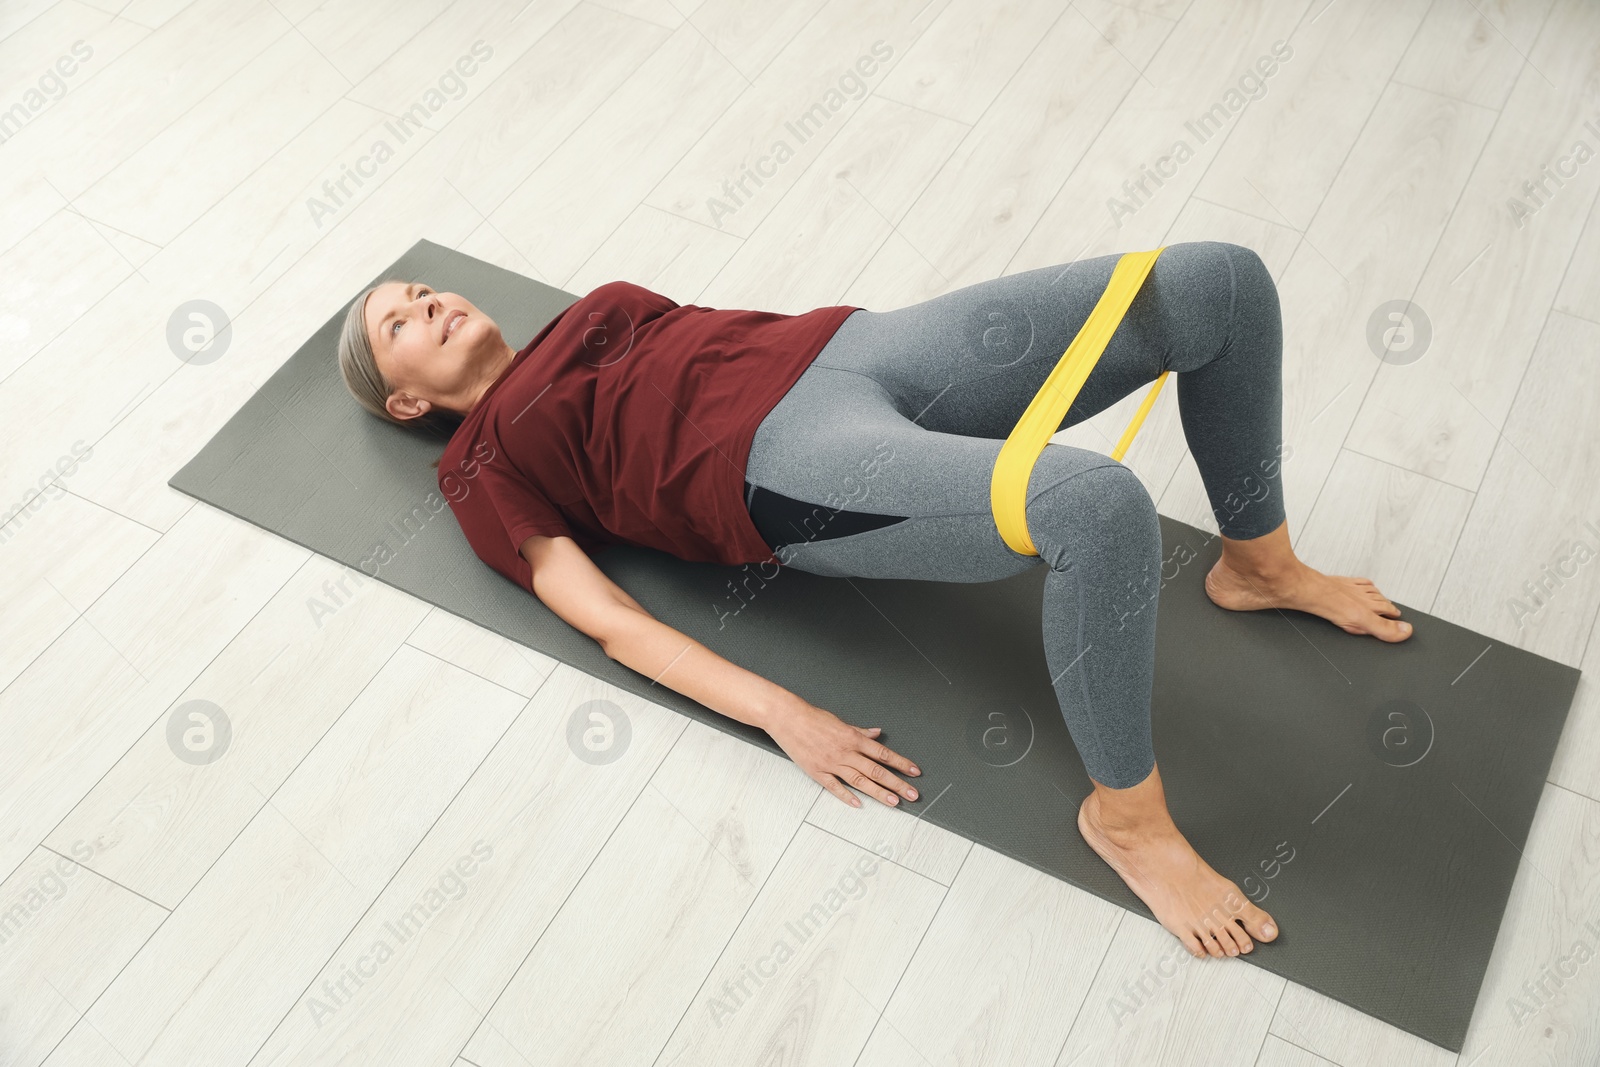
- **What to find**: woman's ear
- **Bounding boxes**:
[384,391,432,422]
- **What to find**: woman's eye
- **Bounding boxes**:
[393,288,431,335]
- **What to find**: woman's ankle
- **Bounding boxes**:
[1085,765,1175,840]
[1218,520,1299,582]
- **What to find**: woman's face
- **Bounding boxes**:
[365,281,507,420]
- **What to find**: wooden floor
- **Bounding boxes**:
[2,0,1598,1063]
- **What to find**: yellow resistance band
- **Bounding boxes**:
[990,247,1169,557]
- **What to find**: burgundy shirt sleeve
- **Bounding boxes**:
[441,440,575,590]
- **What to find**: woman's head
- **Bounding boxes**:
[337,278,516,453]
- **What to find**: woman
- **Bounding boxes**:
[337,241,1412,962]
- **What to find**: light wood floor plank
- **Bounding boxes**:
[1257,1033,1340,1067]
[115,93,409,306]
[1070,0,1181,73]
[289,0,456,87]
[340,0,580,120]
[244,665,689,1065]
[1007,0,1310,276]
[41,647,529,1067]
[803,781,973,887]
[0,210,134,382]
[0,2,144,178]
[0,0,62,46]
[1391,0,1555,110]
[854,844,1122,1067]
[842,224,958,311]
[832,0,1151,311]
[71,31,350,247]
[699,94,968,312]
[1,0,290,199]
[1058,912,1284,1067]
[0,504,304,887]
[491,22,754,285]
[641,0,951,241]
[0,844,167,1067]
[684,0,840,83]
[0,489,157,695]
[405,607,556,699]
[44,554,431,907]
[1124,0,1195,19]
[458,721,819,1066]
[587,0,687,30]
[560,202,745,304]
[1547,609,1600,803]
[112,0,206,31]
[652,822,946,1066]
[422,2,672,225]
[1193,0,1432,232]
[873,0,1072,126]
[1431,309,1600,664]
[1551,149,1600,322]
[0,9,148,254]
[890,0,1148,288]
[1345,0,1600,491]
[1257,84,1496,541]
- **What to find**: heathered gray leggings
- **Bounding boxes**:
[743,241,1287,789]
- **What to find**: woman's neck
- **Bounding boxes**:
[462,341,519,415]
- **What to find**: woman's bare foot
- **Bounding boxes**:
[1204,521,1413,642]
[1077,765,1277,958]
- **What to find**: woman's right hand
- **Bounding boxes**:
[763,698,922,809]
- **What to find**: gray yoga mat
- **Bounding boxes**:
[171,239,1580,1053]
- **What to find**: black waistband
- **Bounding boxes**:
[743,481,908,552]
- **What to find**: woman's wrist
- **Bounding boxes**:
[747,687,809,732]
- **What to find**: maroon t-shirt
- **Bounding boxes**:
[437,280,859,592]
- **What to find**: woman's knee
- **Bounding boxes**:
[1158,241,1279,373]
[1025,462,1161,571]
[1217,241,1281,341]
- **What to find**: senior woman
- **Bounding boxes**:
[337,242,1411,962]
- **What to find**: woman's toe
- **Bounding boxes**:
[1241,902,1277,942]
[1374,614,1413,641]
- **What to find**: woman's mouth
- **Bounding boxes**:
[443,309,467,341]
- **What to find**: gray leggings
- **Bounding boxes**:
[743,241,1286,789]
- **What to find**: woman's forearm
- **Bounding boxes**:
[599,605,803,730]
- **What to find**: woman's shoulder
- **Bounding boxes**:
[584,278,680,314]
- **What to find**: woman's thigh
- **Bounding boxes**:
[745,360,1134,583]
[811,241,1239,441]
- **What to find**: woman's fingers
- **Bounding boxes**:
[819,775,862,808]
[858,730,922,779]
[843,756,917,806]
[850,731,920,802]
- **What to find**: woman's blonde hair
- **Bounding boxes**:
[337,277,463,469]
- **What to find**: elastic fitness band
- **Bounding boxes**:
[990,247,1169,557]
